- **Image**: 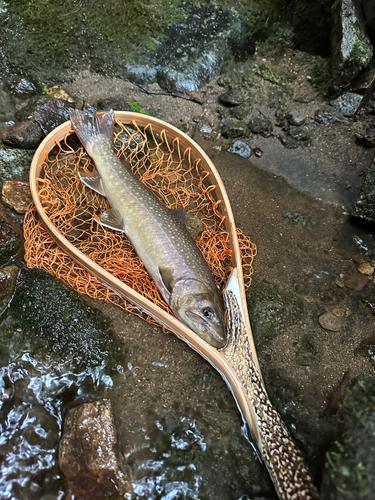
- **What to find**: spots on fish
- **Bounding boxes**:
[222,290,319,500]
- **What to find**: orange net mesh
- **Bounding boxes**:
[24,119,257,328]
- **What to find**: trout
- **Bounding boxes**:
[70,109,226,348]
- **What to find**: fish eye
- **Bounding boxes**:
[202,307,214,319]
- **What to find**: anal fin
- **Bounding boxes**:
[79,170,106,196]
[99,208,125,232]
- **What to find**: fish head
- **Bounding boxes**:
[170,279,227,349]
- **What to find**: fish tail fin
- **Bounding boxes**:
[70,109,115,153]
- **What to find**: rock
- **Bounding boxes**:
[330,0,373,91]
[320,376,375,500]
[282,209,316,227]
[332,308,351,317]
[14,95,51,122]
[231,104,252,121]
[318,312,342,332]
[314,106,349,125]
[8,78,37,99]
[0,264,19,315]
[0,146,33,189]
[33,98,75,135]
[363,0,375,41]
[353,163,375,223]
[248,118,273,137]
[94,97,131,112]
[219,89,245,107]
[332,92,363,117]
[227,140,252,159]
[351,67,375,94]
[45,85,75,103]
[185,212,204,240]
[59,400,132,500]
[2,181,33,213]
[288,125,310,142]
[221,118,249,139]
[287,110,307,126]
[0,211,22,266]
[295,334,321,366]
[0,120,43,149]
[357,262,374,276]
[343,274,368,291]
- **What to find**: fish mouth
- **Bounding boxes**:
[185,310,226,349]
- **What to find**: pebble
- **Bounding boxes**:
[314,105,348,125]
[231,105,252,121]
[358,262,374,276]
[343,274,368,291]
[249,118,273,137]
[332,92,363,117]
[332,308,351,317]
[287,110,307,126]
[2,181,33,214]
[318,311,342,331]
[227,140,252,159]
[221,118,249,139]
[219,89,245,107]
[8,78,37,99]
[0,120,43,149]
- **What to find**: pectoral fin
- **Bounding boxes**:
[78,170,106,196]
[99,208,125,232]
[159,266,174,295]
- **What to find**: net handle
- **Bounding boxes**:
[29,111,260,439]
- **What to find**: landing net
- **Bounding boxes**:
[24,119,256,327]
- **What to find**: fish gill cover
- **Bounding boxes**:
[24,118,256,327]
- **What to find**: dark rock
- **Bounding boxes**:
[33,98,75,135]
[318,312,342,332]
[351,67,375,94]
[185,212,204,240]
[249,118,273,137]
[0,211,22,266]
[247,280,304,351]
[288,125,310,142]
[228,140,252,159]
[2,181,32,213]
[295,334,321,366]
[0,145,33,189]
[330,0,373,91]
[1,120,42,149]
[94,97,131,112]
[363,0,375,42]
[320,376,375,500]
[343,274,368,291]
[8,78,37,99]
[14,95,52,122]
[59,400,132,500]
[0,265,19,315]
[282,209,316,227]
[221,118,249,139]
[231,104,252,121]
[353,163,375,222]
[314,106,349,125]
[332,92,363,117]
[219,89,245,107]
[287,110,307,126]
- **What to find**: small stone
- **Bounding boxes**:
[288,125,310,142]
[282,209,316,227]
[95,97,131,111]
[0,265,19,315]
[2,181,32,214]
[303,295,314,303]
[319,311,343,331]
[1,121,43,149]
[332,308,351,317]
[358,262,374,276]
[335,276,345,288]
[219,89,245,107]
[332,92,363,117]
[343,274,368,291]
[33,98,75,135]
[59,400,132,500]
[353,164,375,222]
[287,110,306,126]
[228,140,252,159]
[314,106,348,125]
[249,118,273,137]
[231,105,252,121]
[8,78,37,99]
[185,213,204,240]
[45,85,76,103]
[221,118,249,139]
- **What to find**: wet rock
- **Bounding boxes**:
[8,78,37,99]
[287,110,307,126]
[314,106,348,125]
[332,92,363,117]
[353,163,375,223]
[0,265,19,315]
[14,95,51,122]
[0,120,42,149]
[351,67,375,94]
[219,89,245,107]
[0,145,33,188]
[318,312,342,332]
[320,375,375,500]
[0,211,22,266]
[288,125,311,142]
[295,334,321,366]
[95,97,131,112]
[2,180,32,213]
[231,104,252,121]
[330,0,373,91]
[59,400,132,500]
[247,280,304,351]
[33,98,75,135]
[282,209,316,227]
[343,274,368,291]
[248,118,273,137]
[358,261,374,276]
[221,118,249,139]
[228,140,252,159]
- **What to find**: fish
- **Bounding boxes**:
[69,109,226,348]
